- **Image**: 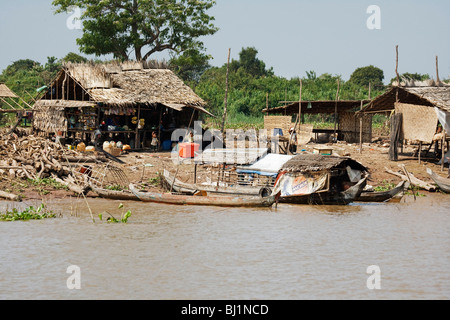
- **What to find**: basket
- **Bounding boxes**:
[104,146,122,157]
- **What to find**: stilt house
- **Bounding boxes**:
[32,61,212,150]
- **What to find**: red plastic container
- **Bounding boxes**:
[179,143,200,158]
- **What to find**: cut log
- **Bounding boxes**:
[51,174,90,195]
[385,167,436,191]
[0,190,22,202]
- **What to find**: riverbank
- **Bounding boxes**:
[1,137,447,203]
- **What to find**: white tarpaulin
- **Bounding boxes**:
[435,107,450,134]
[271,172,328,197]
[237,154,294,177]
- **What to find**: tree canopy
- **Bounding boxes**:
[52,0,218,62]
[230,47,274,78]
[348,65,384,88]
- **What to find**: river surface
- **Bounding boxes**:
[0,193,449,300]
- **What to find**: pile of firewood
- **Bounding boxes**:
[0,133,108,197]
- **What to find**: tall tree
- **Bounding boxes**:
[230,47,273,78]
[349,65,384,87]
[52,0,218,61]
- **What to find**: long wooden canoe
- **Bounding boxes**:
[162,169,271,197]
[90,185,139,201]
[427,168,450,194]
[356,180,410,203]
[129,184,276,208]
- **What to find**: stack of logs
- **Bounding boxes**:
[0,133,107,200]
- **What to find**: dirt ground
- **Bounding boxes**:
[1,139,448,202]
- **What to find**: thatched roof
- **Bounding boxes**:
[0,83,18,98]
[280,154,367,173]
[66,62,205,105]
[361,86,450,114]
[263,100,370,115]
[39,61,212,115]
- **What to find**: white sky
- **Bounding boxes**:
[0,0,449,83]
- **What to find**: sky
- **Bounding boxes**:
[0,0,449,83]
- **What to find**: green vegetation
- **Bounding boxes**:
[148,174,161,187]
[106,185,126,191]
[98,203,132,224]
[0,203,58,221]
[374,181,396,192]
[194,48,386,128]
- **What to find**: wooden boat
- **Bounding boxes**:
[427,168,450,194]
[90,184,139,201]
[162,169,272,198]
[355,180,410,203]
[278,177,367,205]
[129,184,276,208]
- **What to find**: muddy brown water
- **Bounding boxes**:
[0,193,449,300]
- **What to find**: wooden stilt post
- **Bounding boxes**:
[221,48,231,136]
[419,141,422,164]
[359,100,363,154]
[436,56,441,86]
[442,133,446,172]
[333,79,340,143]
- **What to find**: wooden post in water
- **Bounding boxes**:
[221,48,231,135]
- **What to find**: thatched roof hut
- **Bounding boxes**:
[32,61,212,149]
[280,154,367,173]
[361,86,450,114]
[0,83,18,98]
[0,83,29,113]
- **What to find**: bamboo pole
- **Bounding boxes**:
[395,45,400,87]
[298,80,302,134]
[333,79,340,143]
[436,56,441,86]
[221,48,231,135]
[359,100,363,154]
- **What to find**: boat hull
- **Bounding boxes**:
[129,184,276,208]
[356,181,409,203]
[279,177,367,205]
[427,169,450,194]
[162,170,269,197]
[91,185,139,201]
